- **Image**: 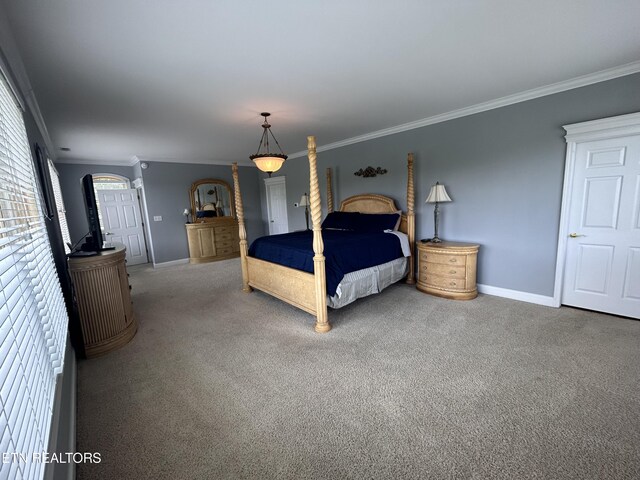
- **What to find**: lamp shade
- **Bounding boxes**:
[299,193,309,206]
[252,155,286,174]
[425,183,452,203]
[182,208,190,216]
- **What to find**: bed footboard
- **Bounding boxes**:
[246,257,317,315]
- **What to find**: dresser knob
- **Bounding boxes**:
[450,282,457,286]
[449,270,457,274]
[449,258,457,263]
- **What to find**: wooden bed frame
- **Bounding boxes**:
[231,136,415,332]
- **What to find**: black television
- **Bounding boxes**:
[79,174,106,252]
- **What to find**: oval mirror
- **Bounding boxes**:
[189,179,235,222]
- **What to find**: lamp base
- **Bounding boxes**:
[431,236,443,243]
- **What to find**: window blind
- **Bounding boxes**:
[0,73,69,479]
[47,159,71,254]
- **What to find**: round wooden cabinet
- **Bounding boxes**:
[416,241,479,300]
[68,244,137,358]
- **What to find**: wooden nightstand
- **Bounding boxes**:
[416,241,479,300]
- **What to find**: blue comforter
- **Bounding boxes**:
[248,230,404,296]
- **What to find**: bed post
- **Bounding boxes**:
[232,162,251,293]
[308,136,330,333]
[406,153,416,285]
[326,167,334,213]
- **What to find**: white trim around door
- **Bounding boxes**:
[553,112,640,317]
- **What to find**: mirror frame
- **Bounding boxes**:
[189,178,235,222]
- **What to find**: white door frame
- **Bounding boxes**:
[264,176,289,234]
[553,112,640,307]
[133,177,155,265]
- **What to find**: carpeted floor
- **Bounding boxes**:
[76,258,640,479]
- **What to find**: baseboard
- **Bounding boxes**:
[477,284,557,307]
[153,258,189,268]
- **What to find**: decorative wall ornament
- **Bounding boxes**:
[354,166,388,177]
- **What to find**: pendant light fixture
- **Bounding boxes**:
[250,112,288,176]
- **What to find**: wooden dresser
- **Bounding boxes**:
[416,241,479,300]
[185,218,240,264]
[68,244,137,358]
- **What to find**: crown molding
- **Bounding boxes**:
[132,156,254,167]
[53,157,138,167]
[54,155,254,168]
[288,60,640,159]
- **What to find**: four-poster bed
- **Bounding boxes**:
[231,136,415,333]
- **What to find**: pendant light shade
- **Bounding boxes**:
[250,112,288,176]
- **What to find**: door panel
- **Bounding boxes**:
[574,244,613,294]
[562,135,640,318]
[623,247,640,300]
[98,189,148,265]
[581,176,621,228]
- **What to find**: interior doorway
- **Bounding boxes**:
[264,176,289,235]
[555,113,640,319]
[90,174,149,265]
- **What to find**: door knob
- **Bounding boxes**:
[569,233,586,238]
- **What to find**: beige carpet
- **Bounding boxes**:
[76,258,640,479]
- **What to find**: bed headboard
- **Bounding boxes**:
[339,194,408,234]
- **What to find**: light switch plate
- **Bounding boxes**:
[153,216,162,221]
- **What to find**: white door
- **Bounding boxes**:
[97,189,149,265]
[561,135,640,318]
[264,177,288,235]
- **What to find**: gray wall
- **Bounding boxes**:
[267,73,640,297]
[57,161,264,265]
[139,161,263,264]
[56,163,135,245]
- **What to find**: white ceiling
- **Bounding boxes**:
[3,0,640,166]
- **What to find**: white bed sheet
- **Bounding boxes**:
[327,256,408,309]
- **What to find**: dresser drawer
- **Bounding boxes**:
[423,262,466,279]
[215,231,237,242]
[215,226,237,237]
[216,240,236,249]
[216,246,235,255]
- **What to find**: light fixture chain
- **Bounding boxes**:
[268,128,286,155]
[254,128,269,156]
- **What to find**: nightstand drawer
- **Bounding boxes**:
[426,274,467,291]
[423,262,466,279]
[427,253,467,266]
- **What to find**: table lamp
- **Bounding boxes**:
[299,193,310,230]
[425,182,451,243]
